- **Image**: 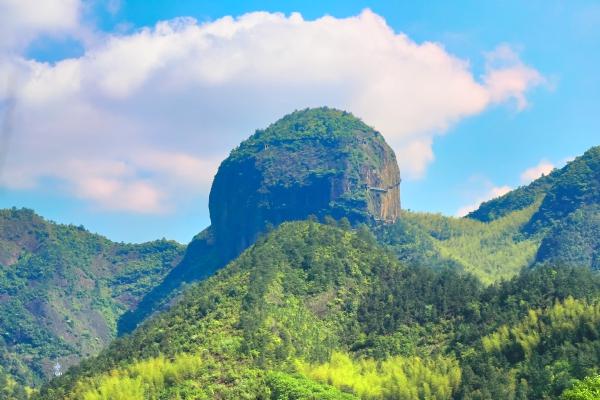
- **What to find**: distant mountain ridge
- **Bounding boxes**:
[469,145,600,269]
[0,208,184,387]
[468,146,599,227]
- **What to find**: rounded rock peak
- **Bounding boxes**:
[209,107,401,257]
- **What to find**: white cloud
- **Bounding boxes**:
[0,0,82,51]
[456,184,512,217]
[75,176,164,213]
[0,10,544,213]
[520,160,555,184]
[483,45,545,110]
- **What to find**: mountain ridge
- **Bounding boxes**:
[468,145,600,270]
[0,208,184,387]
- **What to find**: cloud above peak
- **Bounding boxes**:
[1,9,544,213]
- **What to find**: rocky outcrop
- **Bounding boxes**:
[209,107,401,258]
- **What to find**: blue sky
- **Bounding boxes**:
[0,0,599,243]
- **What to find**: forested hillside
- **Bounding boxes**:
[119,108,403,334]
[38,220,600,399]
[2,108,598,400]
[376,204,542,284]
[0,209,184,389]
[469,146,600,270]
[36,144,600,399]
[118,115,600,343]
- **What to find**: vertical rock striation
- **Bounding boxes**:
[209,107,401,258]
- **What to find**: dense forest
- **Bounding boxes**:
[0,209,184,389]
[0,110,598,399]
[36,219,600,399]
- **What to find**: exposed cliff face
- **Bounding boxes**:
[209,107,401,258]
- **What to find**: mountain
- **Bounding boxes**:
[39,220,600,399]
[535,204,599,269]
[372,146,600,286]
[36,139,600,399]
[468,146,600,270]
[38,221,474,399]
[210,107,401,259]
[468,146,600,229]
[119,107,402,333]
[3,105,600,399]
[0,208,184,388]
[116,227,222,334]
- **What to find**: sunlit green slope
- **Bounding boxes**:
[375,204,541,284]
[38,220,600,400]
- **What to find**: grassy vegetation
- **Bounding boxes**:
[461,296,600,398]
[466,146,600,272]
[71,354,205,399]
[298,352,461,400]
[231,107,385,161]
[378,204,542,284]
[562,375,600,400]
